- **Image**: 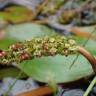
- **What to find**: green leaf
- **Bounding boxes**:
[0,38,17,49]
[7,23,58,41]
[0,23,58,49]
[17,55,94,83]
[0,67,26,79]
[0,6,33,24]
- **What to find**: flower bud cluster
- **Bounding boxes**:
[0,36,77,65]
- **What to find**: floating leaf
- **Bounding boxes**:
[6,23,58,41]
[0,6,33,24]
[0,38,17,49]
[17,55,94,83]
[0,67,26,79]
[0,23,58,49]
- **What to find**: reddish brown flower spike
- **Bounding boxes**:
[43,43,49,50]
[0,51,7,57]
[10,43,22,51]
[20,53,30,61]
[0,53,3,57]
[2,51,7,56]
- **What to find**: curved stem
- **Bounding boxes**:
[78,46,96,73]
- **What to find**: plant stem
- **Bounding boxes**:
[84,76,96,96]
[78,46,96,73]
[48,80,58,96]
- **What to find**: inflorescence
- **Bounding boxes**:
[0,35,77,65]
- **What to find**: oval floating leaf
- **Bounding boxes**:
[0,23,58,49]
[17,55,94,83]
[7,23,58,41]
[0,6,33,24]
